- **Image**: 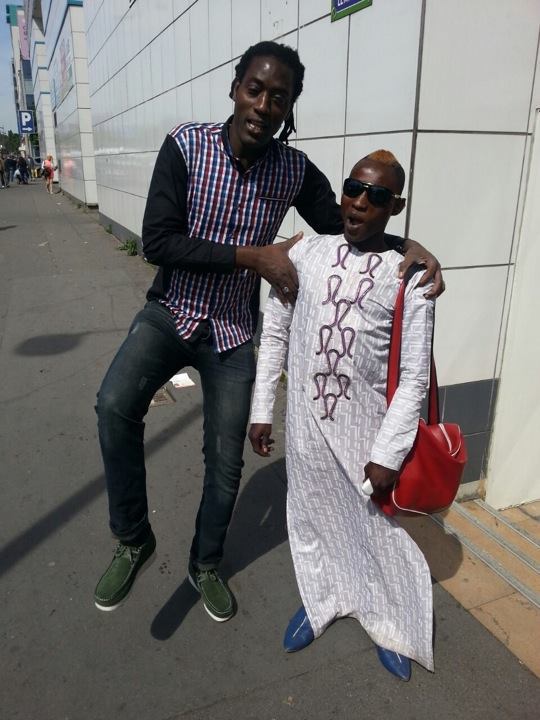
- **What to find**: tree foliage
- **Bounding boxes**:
[0,130,22,153]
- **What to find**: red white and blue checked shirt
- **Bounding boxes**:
[142,120,399,352]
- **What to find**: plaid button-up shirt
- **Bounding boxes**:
[142,121,347,352]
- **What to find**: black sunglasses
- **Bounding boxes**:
[342,178,401,207]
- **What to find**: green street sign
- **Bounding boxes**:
[331,0,373,22]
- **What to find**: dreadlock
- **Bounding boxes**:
[230,41,305,144]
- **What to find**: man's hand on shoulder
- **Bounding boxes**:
[398,238,445,298]
[236,232,303,305]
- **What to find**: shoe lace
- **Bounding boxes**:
[114,542,141,561]
[198,569,219,583]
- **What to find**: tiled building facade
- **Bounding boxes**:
[39,0,540,506]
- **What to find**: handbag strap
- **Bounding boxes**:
[387,280,440,425]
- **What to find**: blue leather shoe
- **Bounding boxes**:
[283,605,315,653]
[376,645,411,681]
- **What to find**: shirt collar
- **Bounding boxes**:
[221,116,274,173]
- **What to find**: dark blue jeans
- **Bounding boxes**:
[96,301,256,569]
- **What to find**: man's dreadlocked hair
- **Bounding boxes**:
[229,41,305,144]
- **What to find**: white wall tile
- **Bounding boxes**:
[173,0,193,20]
[343,132,413,238]
[69,6,86,33]
[189,0,210,76]
[78,108,93,134]
[81,133,95,157]
[135,48,149,104]
[72,31,87,60]
[176,82,193,123]
[296,17,348,138]
[529,51,540,133]
[138,0,173,47]
[294,138,344,235]
[86,180,98,205]
[419,0,540,132]
[261,0,298,40]
[494,263,515,379]
[299,0,329,26]
[150,35,165,96]
[346,0,422,135]
[434,266,507,386]
[232,0,261,58]
[82,155,96,181]
[74,58,89,85]
[155,88,179,141]
[77,83,91,109]
[209,0,232,69]
[409,132,527,267]
[276,207,295,239]
[173,13,192,85]
[209,63,233,122]
[191,73,211,121]
[160,24,177,93]
[295,137,344,235]
[509,133,533,264]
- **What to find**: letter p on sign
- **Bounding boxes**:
[18,110,35,133]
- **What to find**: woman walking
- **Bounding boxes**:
[42,155,55,194]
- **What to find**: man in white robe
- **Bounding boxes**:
[249,150,435,680]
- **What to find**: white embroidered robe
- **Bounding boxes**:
[250,234,435,671]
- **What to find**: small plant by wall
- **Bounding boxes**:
[117,238,138,256]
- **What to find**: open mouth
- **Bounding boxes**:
[246,119,268,135]
[346,216,363,228]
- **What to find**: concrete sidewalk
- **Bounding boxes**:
[1,183,539,720]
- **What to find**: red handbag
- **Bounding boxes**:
[373,282,467,517]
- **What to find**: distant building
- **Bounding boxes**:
[25,1,96,204]
[5,2,36,157]
[23,0,57,167]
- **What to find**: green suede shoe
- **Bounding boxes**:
[188,563,235,622]
[94,530,156,611]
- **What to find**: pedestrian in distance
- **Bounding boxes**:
[26,155,35,180]
[0,155,6,188]
[5,155,16,185]
[42,155,56,194]
[94,41,444,622]
[249,149,435,682]
[17,156,29,184]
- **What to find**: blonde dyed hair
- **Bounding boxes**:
[362,149,405,192]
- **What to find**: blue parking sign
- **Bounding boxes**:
[18,110,35,133]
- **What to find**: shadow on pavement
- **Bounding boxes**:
[0,403,203,578]
[14,329,127,356]
[150,458,288,640]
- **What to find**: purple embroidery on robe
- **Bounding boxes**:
[336,374,351,399]
[313,249,383,420]
[333,299,351,330]
[313,372,328,400]
[359,253,383,278]
[321,393,338,421]
[322,275,342,305]
[339,328,355,358]
[316,325,333,356]
[332,243,350,270]
[354,277,375,309]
